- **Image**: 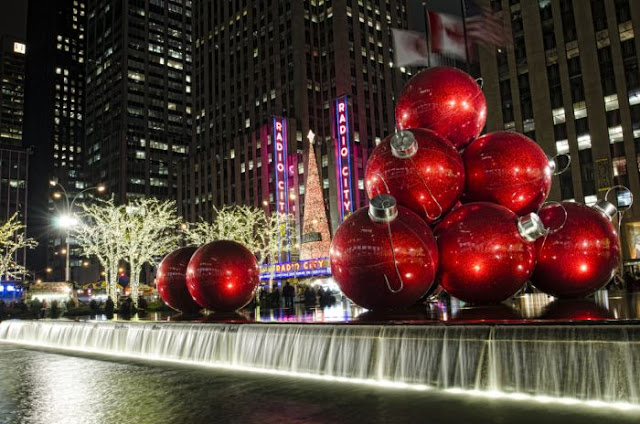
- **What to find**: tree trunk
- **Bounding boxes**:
[130,262,141,304]
[109,261,119,302]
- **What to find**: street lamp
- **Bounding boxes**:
[50,180,106,282]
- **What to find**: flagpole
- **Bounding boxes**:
[460,0,471,72]
[422,1,432,68]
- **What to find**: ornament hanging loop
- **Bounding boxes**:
[369,194,405,294]
[604,185,634,212]
[537,201,568,253]
[371,172,392,198]
[538,201,568,235]
[548,153,571,176]
[408,155,444,222]
[475,77,484,89]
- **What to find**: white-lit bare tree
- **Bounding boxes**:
[122,198,180,303]
[0,213,37,280]
[184,205,298,265]
[75,198,126,300]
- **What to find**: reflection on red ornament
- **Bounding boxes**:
[186,240,260,312]
[365,129,464,224]
[395,67,486,150]
[330,195,439,310]
[541,299,612,321]
[452,304,522,323]
[463,131,553,215]
[532,201,621,298]
[157,246,202,314]
[434,202,545,304]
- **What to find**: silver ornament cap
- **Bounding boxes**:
[369,194,398,223]
[390,130,418,159]
[547,156,557,174]
[517,212,547,242]
[593,199,617,221]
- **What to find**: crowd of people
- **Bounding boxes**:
[0,295,151,321]
[258,282,338,309]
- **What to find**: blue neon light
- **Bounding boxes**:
[273,117,291,262]
[335,96,355,222]
[260,258,331,280]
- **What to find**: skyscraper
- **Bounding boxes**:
[0,35,26,146]
[477,0,640,259]
[24,0,90,281]
[180,0,410,235]
[0,35,29,278]
[85,0,193,203]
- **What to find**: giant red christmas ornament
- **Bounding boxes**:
[531,201,621,298]
[365,129,465,224]
[330,195,439,310]
[434,202,546,304]
[186,240,260,312]
[463,131,554,215]
[395,66,486,150]
[156,247,202,314]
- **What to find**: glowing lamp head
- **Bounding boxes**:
[56,214,78,228]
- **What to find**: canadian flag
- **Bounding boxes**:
[391,28,432,68]
[428,11,472,61]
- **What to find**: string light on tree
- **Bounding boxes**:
[300,130,332,260]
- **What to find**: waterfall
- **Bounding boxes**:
[0,320,638,405]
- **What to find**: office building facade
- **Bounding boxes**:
[180,0,410,235]
[24,0,90,281]
[0,35,26,146]
[85,0,193,203]
[0,36,29,278]
[478,0,640,259]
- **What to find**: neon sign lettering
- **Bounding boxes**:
[273,117,290,261]
[335,97,354,221]
[260,258,331,280]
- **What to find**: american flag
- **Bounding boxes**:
[464,1,510,49]
[394,0,509,68]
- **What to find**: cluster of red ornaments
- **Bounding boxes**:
[330,66,623,309]
[156,240,260,313]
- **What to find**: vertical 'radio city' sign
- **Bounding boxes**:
[273,117,289,215]
[334,96,354,222]
[273,117,290,261]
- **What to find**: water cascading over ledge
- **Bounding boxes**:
[0,320,638,405]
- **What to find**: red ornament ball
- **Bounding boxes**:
[531,202,621,298]
[463,131,553,215]
[434,202,544,304]
[186,240,260,312]
[365,129,465,224]
[395,66,487,150]
[156,247,202,314]
[330,195,439,310]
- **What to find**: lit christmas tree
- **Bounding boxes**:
[300,130,332,260]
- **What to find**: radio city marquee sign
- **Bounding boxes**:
[260,258,331,280]
[334,96,355,222]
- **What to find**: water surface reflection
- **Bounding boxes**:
[0,345,638,424]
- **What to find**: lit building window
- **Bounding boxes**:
[577,134,591,150]
[613,157,627,176]
[584,195,597,206]
[556,140,569,154]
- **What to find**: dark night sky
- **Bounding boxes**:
[0,0,27,39]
